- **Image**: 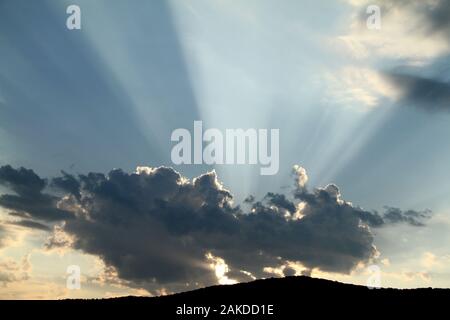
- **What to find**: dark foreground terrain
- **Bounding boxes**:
[3,276,449,318]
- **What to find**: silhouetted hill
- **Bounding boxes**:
[3,276,449,318]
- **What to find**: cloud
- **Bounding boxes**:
[0,224,7,248]
[0,255,30,286]
[383,206,432,227]
[51,171,81,200]
[410,0,450,37]
[0,223,24,249]
[48,167,235,289]
[341,0,450,62]
[8,219,51,231]
[0,165,74,221]
[323,67,401,109]
[264,192,297,213]
[421,252,450,272]
[293,178,429,229]
[327,0,450,111]
[0,165,431,291]
[383,72,450,112]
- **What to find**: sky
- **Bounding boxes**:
[1,0,450,298]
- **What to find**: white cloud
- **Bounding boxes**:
[323,66,400,109]
[339,0,450,63]
[206,253,237,285]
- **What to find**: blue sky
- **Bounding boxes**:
[1,0,450,298]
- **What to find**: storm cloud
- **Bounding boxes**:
[0,165,431,289]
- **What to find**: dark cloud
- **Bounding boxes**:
[0,165,431,291]
[9,219,51,231]
[383,206,432,227]
[43,166,381,285]
[0,165,46,196]
[282,267,297,277]
[420,0,450,36]
[384,73,450,112]
[264,192,297,213]
[243,195,255,204]
[0,165,74,221]
[51,171,81,200]
[48,167,236,287]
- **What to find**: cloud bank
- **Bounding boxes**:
[0,165,431,290]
